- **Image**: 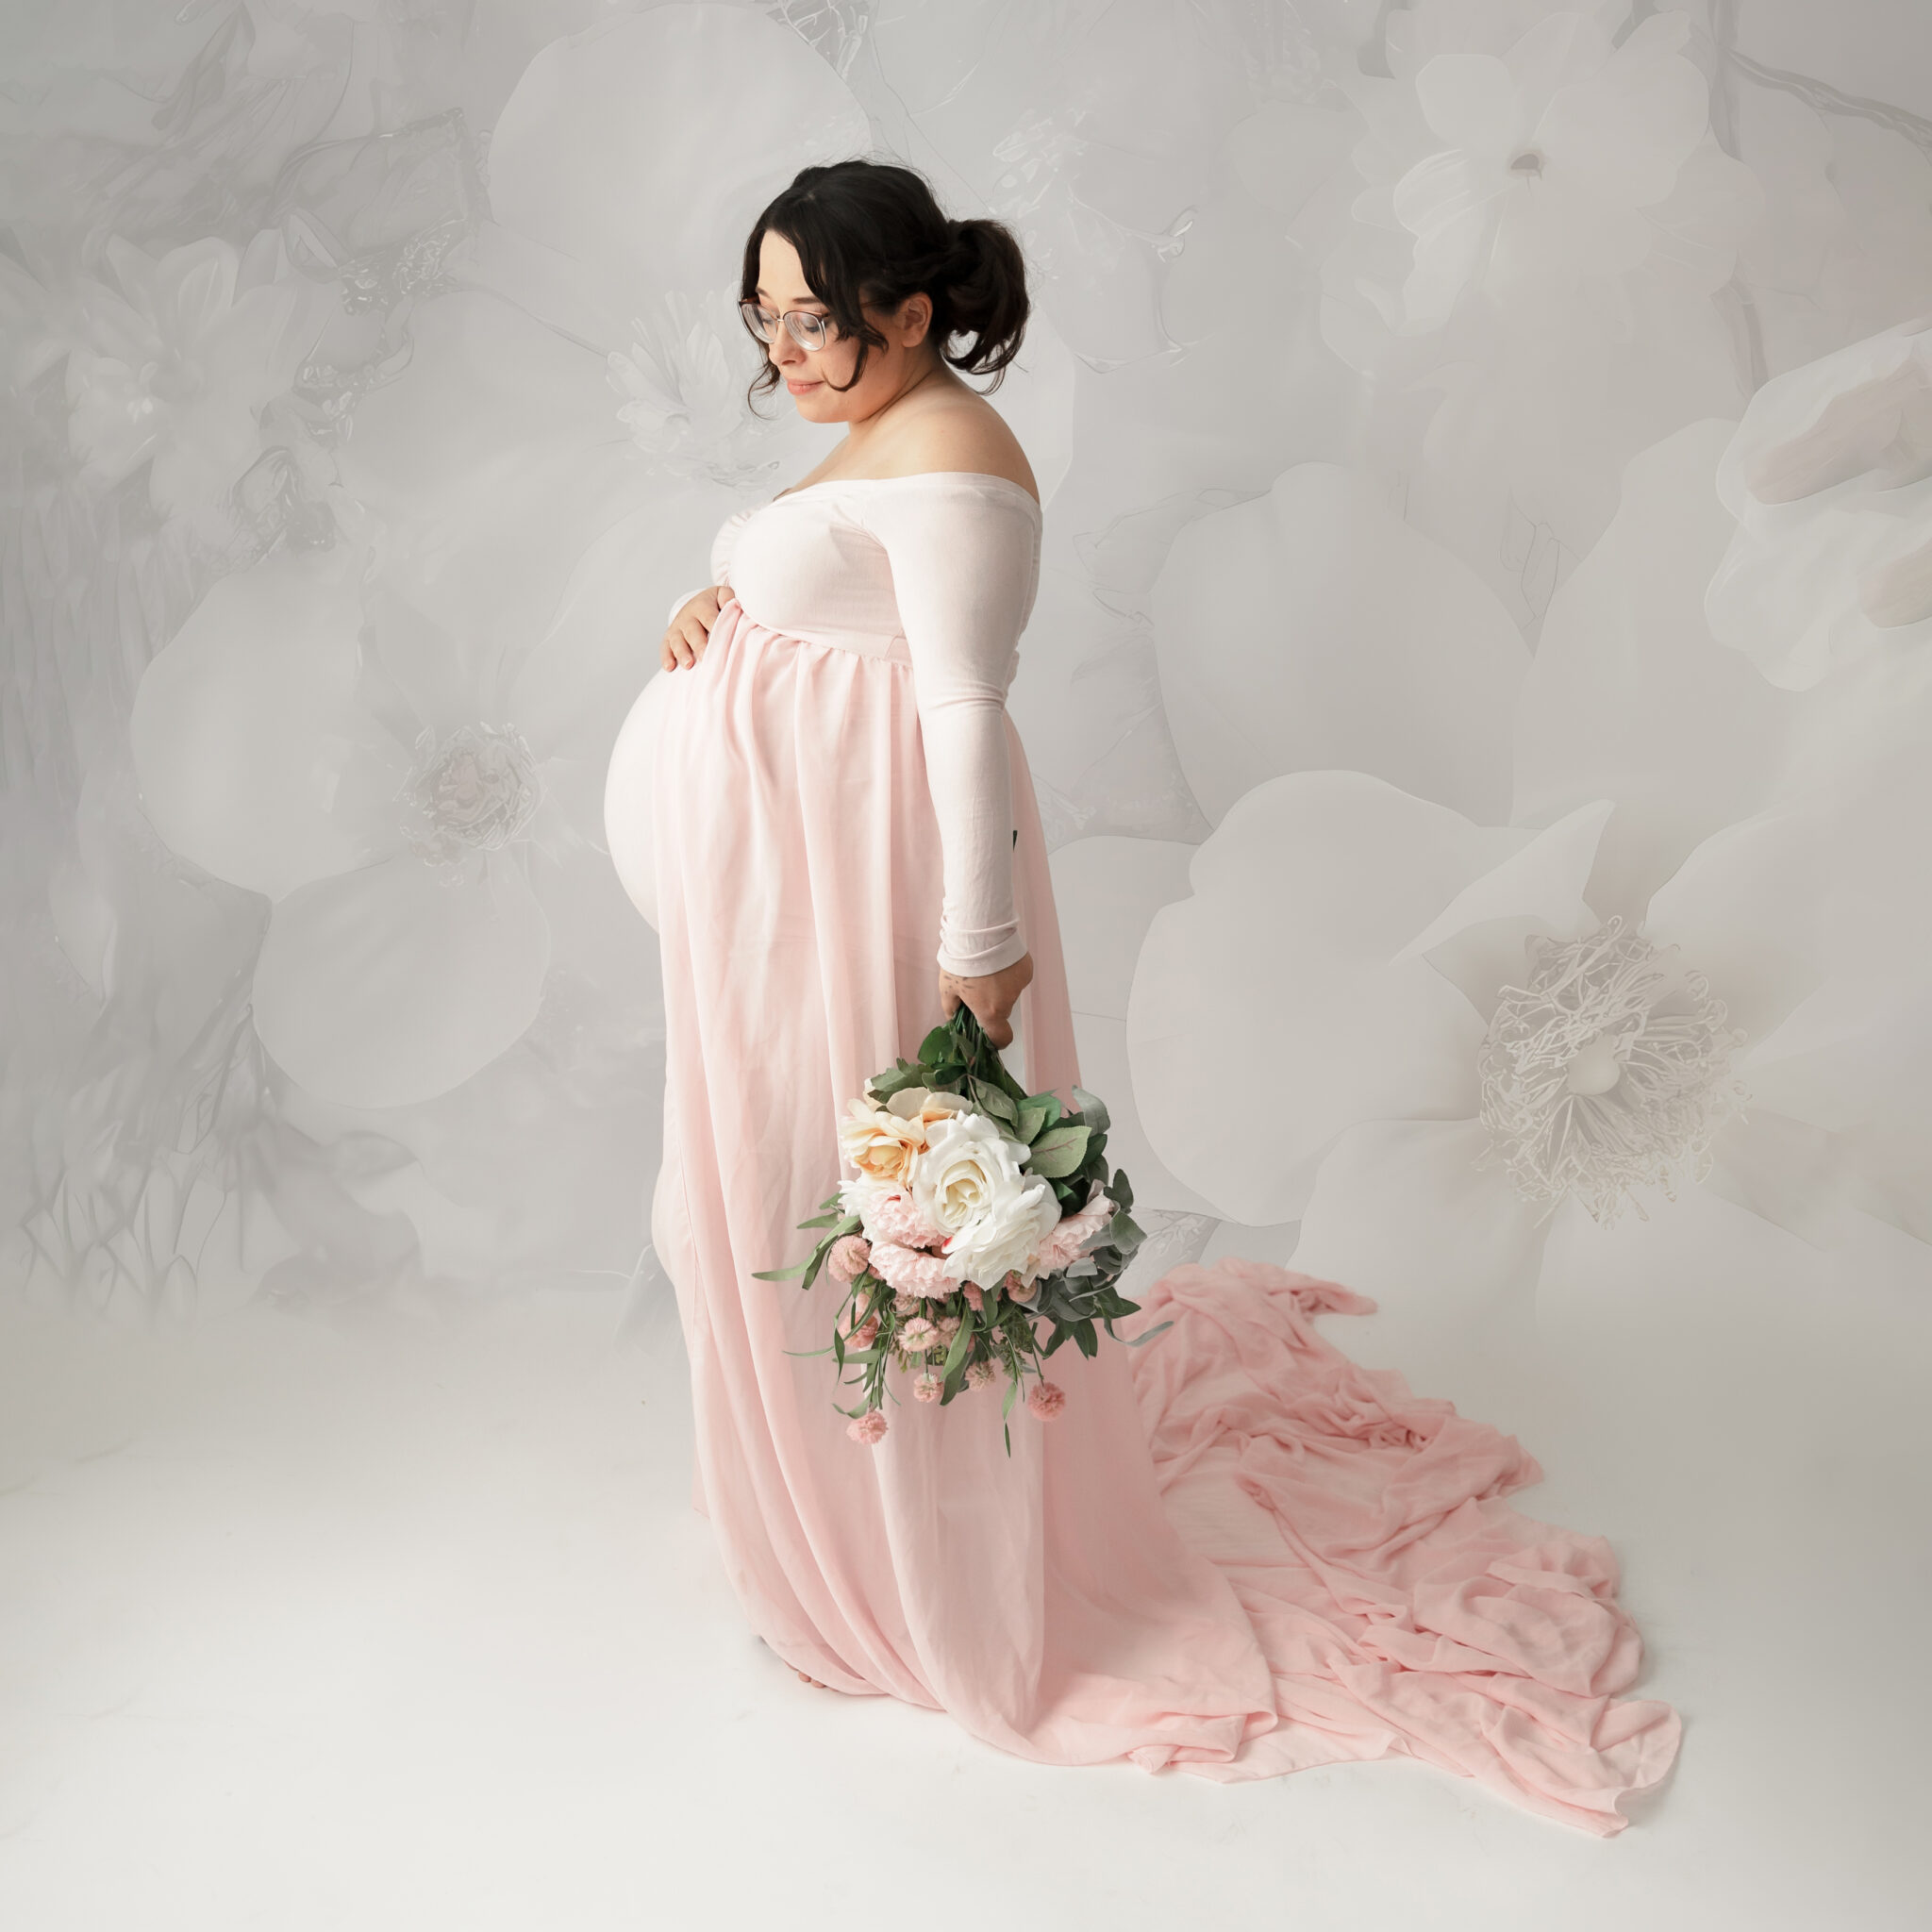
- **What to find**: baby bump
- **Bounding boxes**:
[648,602,946,957]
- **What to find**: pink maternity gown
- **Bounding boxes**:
[635,470,1681,1837]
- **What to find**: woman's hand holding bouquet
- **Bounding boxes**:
[755,1003,1167,1456]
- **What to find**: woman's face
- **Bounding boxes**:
[754,229,932,425]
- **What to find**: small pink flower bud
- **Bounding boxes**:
[1026,1379,1066,1420]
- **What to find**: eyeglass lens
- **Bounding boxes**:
[742,302,829,350]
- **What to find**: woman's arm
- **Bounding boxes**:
[855,482,1039,980]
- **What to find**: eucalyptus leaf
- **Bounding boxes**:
[1069,1085,1110,1133]
[969,1076,1019,1127]
[1026,1123,1090,1177]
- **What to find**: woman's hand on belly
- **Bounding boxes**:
[661,582,736,672]
[939,952,1034,1051]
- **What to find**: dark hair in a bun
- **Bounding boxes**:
[739,157,1029,408]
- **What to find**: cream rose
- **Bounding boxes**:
[836,1094,924,1190]
[837,1085,972,1191]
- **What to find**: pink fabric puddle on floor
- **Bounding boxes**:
[1119,1257,1682,1836]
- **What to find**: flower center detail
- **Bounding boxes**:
[397,723,541,863]
[1476,916,1749,1226]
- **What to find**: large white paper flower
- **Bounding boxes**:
[1123,415,1930,1327]
[128,458,655,1109]
[1329,7,1751,344]
[1270,1,1756,575]
[61,232,333,536]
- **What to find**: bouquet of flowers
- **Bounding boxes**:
[755,1002,1170,1456]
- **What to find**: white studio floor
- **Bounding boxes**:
[2,1195,1927,1932]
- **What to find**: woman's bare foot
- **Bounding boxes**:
[764,1636,830,1689]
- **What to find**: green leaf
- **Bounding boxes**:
[1002,1374,1020,1420]
[1069,1085,1110,1134]
[800,1208,859,1233]
[869,1063,925,1102]
[751,1260,809,1281]
[941,1313,975,1379]
[1025,1124,1090,1177]
[968,1076,1019,1128]
[1014,1097,1053,1143]
[918,1023,954,1063]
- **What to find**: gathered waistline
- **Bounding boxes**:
[721,596,912,667]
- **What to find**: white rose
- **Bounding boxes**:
[908,1112,1060,1289]
[945,1177,1062,1290]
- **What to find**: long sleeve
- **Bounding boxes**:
[856,482,1041,978]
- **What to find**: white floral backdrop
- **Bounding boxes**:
[3,0,1929,1325]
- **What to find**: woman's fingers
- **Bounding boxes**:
[660,588,738,672]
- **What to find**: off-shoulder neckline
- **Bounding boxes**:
[767,470,1042,517]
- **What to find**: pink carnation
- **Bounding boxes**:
[898,1314,940,1352]
[847,1408,888,1445]
[827,1234,871,1284]
[864,1191,947,1251]
[912,1371,944,1404]
[869,1241,956,1299]
[1034,1189,1115,1274]
[965,1358,997,1390]
[1026,1379,1067,1420]
[836,1304,880,1348]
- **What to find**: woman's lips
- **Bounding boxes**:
[787,378,821,393]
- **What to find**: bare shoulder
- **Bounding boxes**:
[886,387,1039,504]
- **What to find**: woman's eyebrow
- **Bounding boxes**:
[753,287,825,306]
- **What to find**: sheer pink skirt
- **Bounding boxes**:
[644,598,1681,1835]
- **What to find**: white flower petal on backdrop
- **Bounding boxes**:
[1148,463,1528,825]
[1706,311,1932,689]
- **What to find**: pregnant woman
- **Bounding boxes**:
[610,158,1681,1835]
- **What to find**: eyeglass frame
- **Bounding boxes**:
[739,298,841,352]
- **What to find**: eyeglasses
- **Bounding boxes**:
[739,299,839,351]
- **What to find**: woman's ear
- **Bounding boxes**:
[896,290,933,349]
